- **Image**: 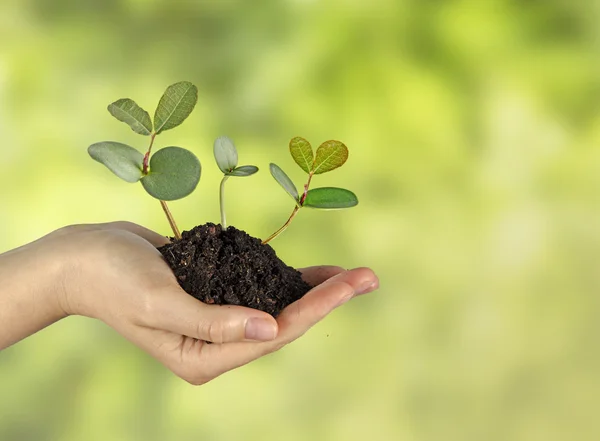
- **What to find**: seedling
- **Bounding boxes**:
[88,81,201,239]
[85,83,360,316]
[263,137,358,244]
[87,82,357,246]
[213,136,258,228]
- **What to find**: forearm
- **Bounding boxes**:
[0,240,68,350]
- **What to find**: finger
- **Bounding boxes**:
[101,221,170,247]
[277,267,378,334]
[140,286,279,344]
[185,267,378,379]
[298,265,345,287]
[314,267,380,297]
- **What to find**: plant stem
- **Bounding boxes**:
[142,132,157,174]
[262,205,301,245]
[300,172,314,205]
[263,171,315,245]
[219,175,229,228]
[143,134,180,239]
[160,200,181,240]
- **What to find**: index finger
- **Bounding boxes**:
[298,265,345,287]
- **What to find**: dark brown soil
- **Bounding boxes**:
[158,223,312,317]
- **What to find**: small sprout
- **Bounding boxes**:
[213,136,259,228]
[263,137,357,244]
[88,81,201,239]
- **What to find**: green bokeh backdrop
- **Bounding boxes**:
[1,0,600,440]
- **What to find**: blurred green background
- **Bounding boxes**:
[1,0,600,440]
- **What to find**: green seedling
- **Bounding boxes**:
[88,84,356,246]
[263,137,358,244]
[213,136,258,228]
[88,81,201,239]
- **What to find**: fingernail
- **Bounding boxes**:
[245,317,277,341]
[356,279,379,295]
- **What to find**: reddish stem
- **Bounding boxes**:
[142,132,156,174]
[262,206,301,245]
[262,171,316,244]
[299,172,314,205]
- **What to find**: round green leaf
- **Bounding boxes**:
[214,136,238,173]
[228,165,258,177]
[153,81,198,134]
[269,163,299,202]
[303,187,358,209]
[289,136,314,174]
[312,140,349,175]
[88,141,144,183]
[141,147,201,200]
[107,98,153,135]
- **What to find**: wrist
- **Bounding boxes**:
[28,239,72,320]
[41,226,90,318]
[0,237,70,349]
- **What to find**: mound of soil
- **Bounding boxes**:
[158,223,311,317]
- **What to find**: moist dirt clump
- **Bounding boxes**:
[159,223,311,317]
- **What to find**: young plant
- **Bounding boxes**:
[213,136,258,228]
[263,137,358,244]
[88,81,201,239]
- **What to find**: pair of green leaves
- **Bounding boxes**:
[289,137,349,175]
[107,81,198,136]
[270,137,358,209]
[88,81,201,201]
[213,136,258,177]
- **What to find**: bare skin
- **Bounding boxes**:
[0,222,379,385]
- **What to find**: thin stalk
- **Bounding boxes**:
[263,171,314,244]
[143,134,180,239]
[219,175,229,228]
[142,132,157,174]
[160,200,181,240]
[300,172,314,205]
[262,206,301,245]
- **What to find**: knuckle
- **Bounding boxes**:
[204,320,225,344]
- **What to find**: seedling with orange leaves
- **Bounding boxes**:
[264,137,358,244]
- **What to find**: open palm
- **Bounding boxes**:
[52,222,379,385]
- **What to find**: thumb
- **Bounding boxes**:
[143,286,279,344]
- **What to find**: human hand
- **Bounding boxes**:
[0,222,379,385]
